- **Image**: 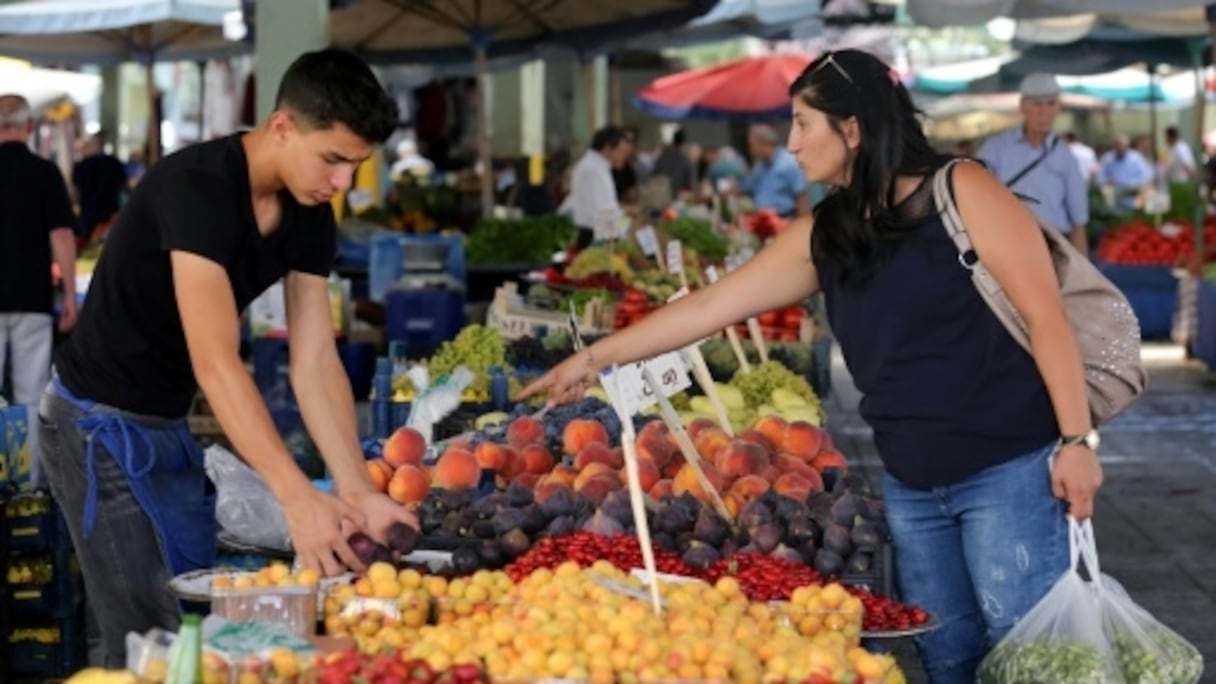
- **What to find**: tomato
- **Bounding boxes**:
[757,310,779,326]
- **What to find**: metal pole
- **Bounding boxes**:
[475,43,494,219]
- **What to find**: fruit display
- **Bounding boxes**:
[564,244,637,282]
[6,555,53,584]
[420,324,517,403]
[744,209,790,240]
[4,492,52,517]
[1096,219,1216,266]
[464,214,576,266]
[722,361,825,426]
[209,562,321,591]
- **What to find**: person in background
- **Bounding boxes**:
[561,125,632,248]
[1062,131,1098,186]
[40,50,415,666]
[390,136,435,181]
[72,131,129,247]
[611,126,642,205]
[741,122,814,218]
[705,145,748,189]
[651,127,696,199]
[978,73,1089,254]
[124,147,147,188]
[0,94,78,488]
[1098,133,1153,213]
[523,49,1102,684]
[1163,125,1196,184]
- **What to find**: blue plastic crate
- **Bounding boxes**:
[385,289,466,355]
[4,510,62,552]
[1097,263,1178,340]
[369,233,467,303]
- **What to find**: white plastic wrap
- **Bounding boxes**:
[204,445,291,553]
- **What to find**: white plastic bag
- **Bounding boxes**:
[204,445,291,552]
[978,518,1203,684]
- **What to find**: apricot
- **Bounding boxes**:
[752,416,789,454]
[781,421,826,461]
[562,418,610,456]
[388,464,430,504]
[473,441,511,473]
[383,427,428,468]
[672,461,725,504]
[433,447,480,489]
[574,442,623,471]
[648,478,674,500]
[729,474,771,501]
[714,439,771,479]
[366,459,393,493]
[520,444,556,476]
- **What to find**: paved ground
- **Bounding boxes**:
[825,343,1216,683]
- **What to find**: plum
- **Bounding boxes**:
[385,522,418,555]
[682,541,721,570]
[813,548,845,576]
[504,481,534,507]
[498,528,531,558]
[347,531,384,566]
[692,508,731,547]
[492,508,527,535]
[452,545,482,575]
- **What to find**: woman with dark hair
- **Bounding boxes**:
[521,49,1100,683]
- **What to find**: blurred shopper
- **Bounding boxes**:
[1163,125,1196,183]
[526,50,1105,684]
[612,125,643,205]
[561,125,632,247]
[0,94,77,488]
[1098,133,1153,212]
[651,127,696,198]
[1063,131,1098,186]
[978,74,1089,254]
[742,122,814,218]
[72,131,128,247]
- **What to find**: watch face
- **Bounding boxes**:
[1085,431,1101,450]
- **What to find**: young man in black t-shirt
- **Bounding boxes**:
[40,50,413,665]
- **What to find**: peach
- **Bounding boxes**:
[661,452,686,480]
[635,431,676,471]
[499,446,524,479]
[693,427,731,462]
[574,442,623,471]
[737,429,774,453]
[562,418,609,456]
[511,472,541,490]
[648,478,674,500]
[577,474,622,504]
[715,439,771,479]
[622,458,661,494]
[546,464,580,488]
[773,472,815,503]
[811,447,849,473]
[433,447,480,489]
[520,444,556,475]
[366,459,393,493]
[781,421,826,461]
[759,465,781,483]
[639,419,669,439]
[686,417,719,440]
[729,474,772,501]
[388,464,430,504]
[383,427,428,468]
[505,416,545,448]
[773,453,819,480]
[752,416,789,453]
[534,481,572,504]
[672,461,726,504]
[723,491,746,517]
[574,462,616,491]
[473,442,511,473]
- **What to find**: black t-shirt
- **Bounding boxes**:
[72,153,129,233]
[56,135,336,417]
[0,141,76,314]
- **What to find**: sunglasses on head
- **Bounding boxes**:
[809,52,855,85]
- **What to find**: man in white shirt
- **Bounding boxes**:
[561,125,633,247]
[1163,126,1196,183]
[1063,131,1098,186]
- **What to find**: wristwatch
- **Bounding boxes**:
[1059,429,1100,450]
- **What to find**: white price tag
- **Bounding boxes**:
[704,266,720,284]
[666,240,685,276]
[635,225,659,256]
[724,254,738,273]
[601,352,691,415]
[666,287,689,304]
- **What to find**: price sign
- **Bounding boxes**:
[635,225,659,257]
[704,266,720,284]
[666,240,685,276]
[601,352,691,415]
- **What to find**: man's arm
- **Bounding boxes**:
[171,252,363,575]
[50,229,77,331]
[1062,150,1090,256]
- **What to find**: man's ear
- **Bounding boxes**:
[267,110,295,142]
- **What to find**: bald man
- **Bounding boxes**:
[1098,134,1153,212]
[0,94,78,486]
[742,123,815,219]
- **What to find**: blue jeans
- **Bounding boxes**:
[884,443,1068,684]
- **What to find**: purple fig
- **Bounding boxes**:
[581,509,624,537]
[682,541,721,570]
[385,522,419,555]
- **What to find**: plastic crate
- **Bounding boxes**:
[369,234,467,303]
[7,640,79,677]
[1097,263,1178,339]
[840,543,895,599]
[8,577,73,617]
[385,289,466,357]
[4,508,62,552]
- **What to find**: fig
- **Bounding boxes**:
[539,486,578,518]
[492,508,528,535]
[469,493,505,519]
[692,508,731,547]
[830,493,867,527]
[347,531,379,565]
[675,531,694,553]
[832,473,871,497]
[681,541,721,570]
[785,514,821,548]
[654,504,695,535]
[820,466,846,494]
[498,528,531,558]
[471,520,496,539]
[812,548,845,576]
[451,545,482,575]
[851,521,882,551]
[798,540,818,565]
[601,490,635,526]
[581,509,624,537]
[823,523,853,556]
[719,538,740,559]
[518,504,548,535]
[477,540,505,569]
[738,499,774,530]
[385,522,419,555]
[845,551,873,574]
[807,491,835,515]
[369,544,394,566]
[440,511,465,537]
[749,523,782,554]
[737,542,763,556]
[504,481,534,507]
[862,495,886,521]
[670,493,702,518]
[420,507,445,534]
[546,515,576,537]
[653,532,678,552]
[769,543,802,564]
[773,495,808,525]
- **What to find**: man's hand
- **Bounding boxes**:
[281,488,367,577]
[343,489,420,545]
[58,298,78,333]
[1052,445,1103,519]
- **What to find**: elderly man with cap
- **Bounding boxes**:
[978,73,1089,254]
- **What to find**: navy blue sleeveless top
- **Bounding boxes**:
[815,173,1059,489]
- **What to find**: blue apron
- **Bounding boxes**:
[53,379,217,577]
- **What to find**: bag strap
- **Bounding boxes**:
[1069,516,1103,587]
[931,158,979,268]
[1004,135,1058,188]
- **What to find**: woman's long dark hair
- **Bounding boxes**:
[790,50,952,282]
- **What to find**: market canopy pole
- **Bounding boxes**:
[472,27,494,219]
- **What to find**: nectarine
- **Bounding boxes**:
[388,464,430,504]
[693,427,731,462]
[366,459,393,493]
[648,478,674,500]
[520,444,556,476]
[773,472,815,503]
[505,416,545,448]
[635,431,676,471]
[473,441,511,473]
[781,421,826,461]
[672,461,725,504]
[574,442,623,471]
[383,427,428,468]
[433,447,480,489]
[562,418,609,456]
[729,474,771,501]
[752,416,789,453]
[715,439,771,479]
[811,447,848,473]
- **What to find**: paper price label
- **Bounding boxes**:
[704,266,720,284]
[635,225,659,256]
[600,351,691,415]
[666,240,685,276]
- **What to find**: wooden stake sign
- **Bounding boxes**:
[703,266,752,374]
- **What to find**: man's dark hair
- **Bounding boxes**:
[275,49,398,144]
[1062,131,1077,143]
[591,125,626,152]
[672,128,687,146]
[1165,125,1179,141]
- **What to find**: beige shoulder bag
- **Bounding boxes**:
[932,159,1147,424]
